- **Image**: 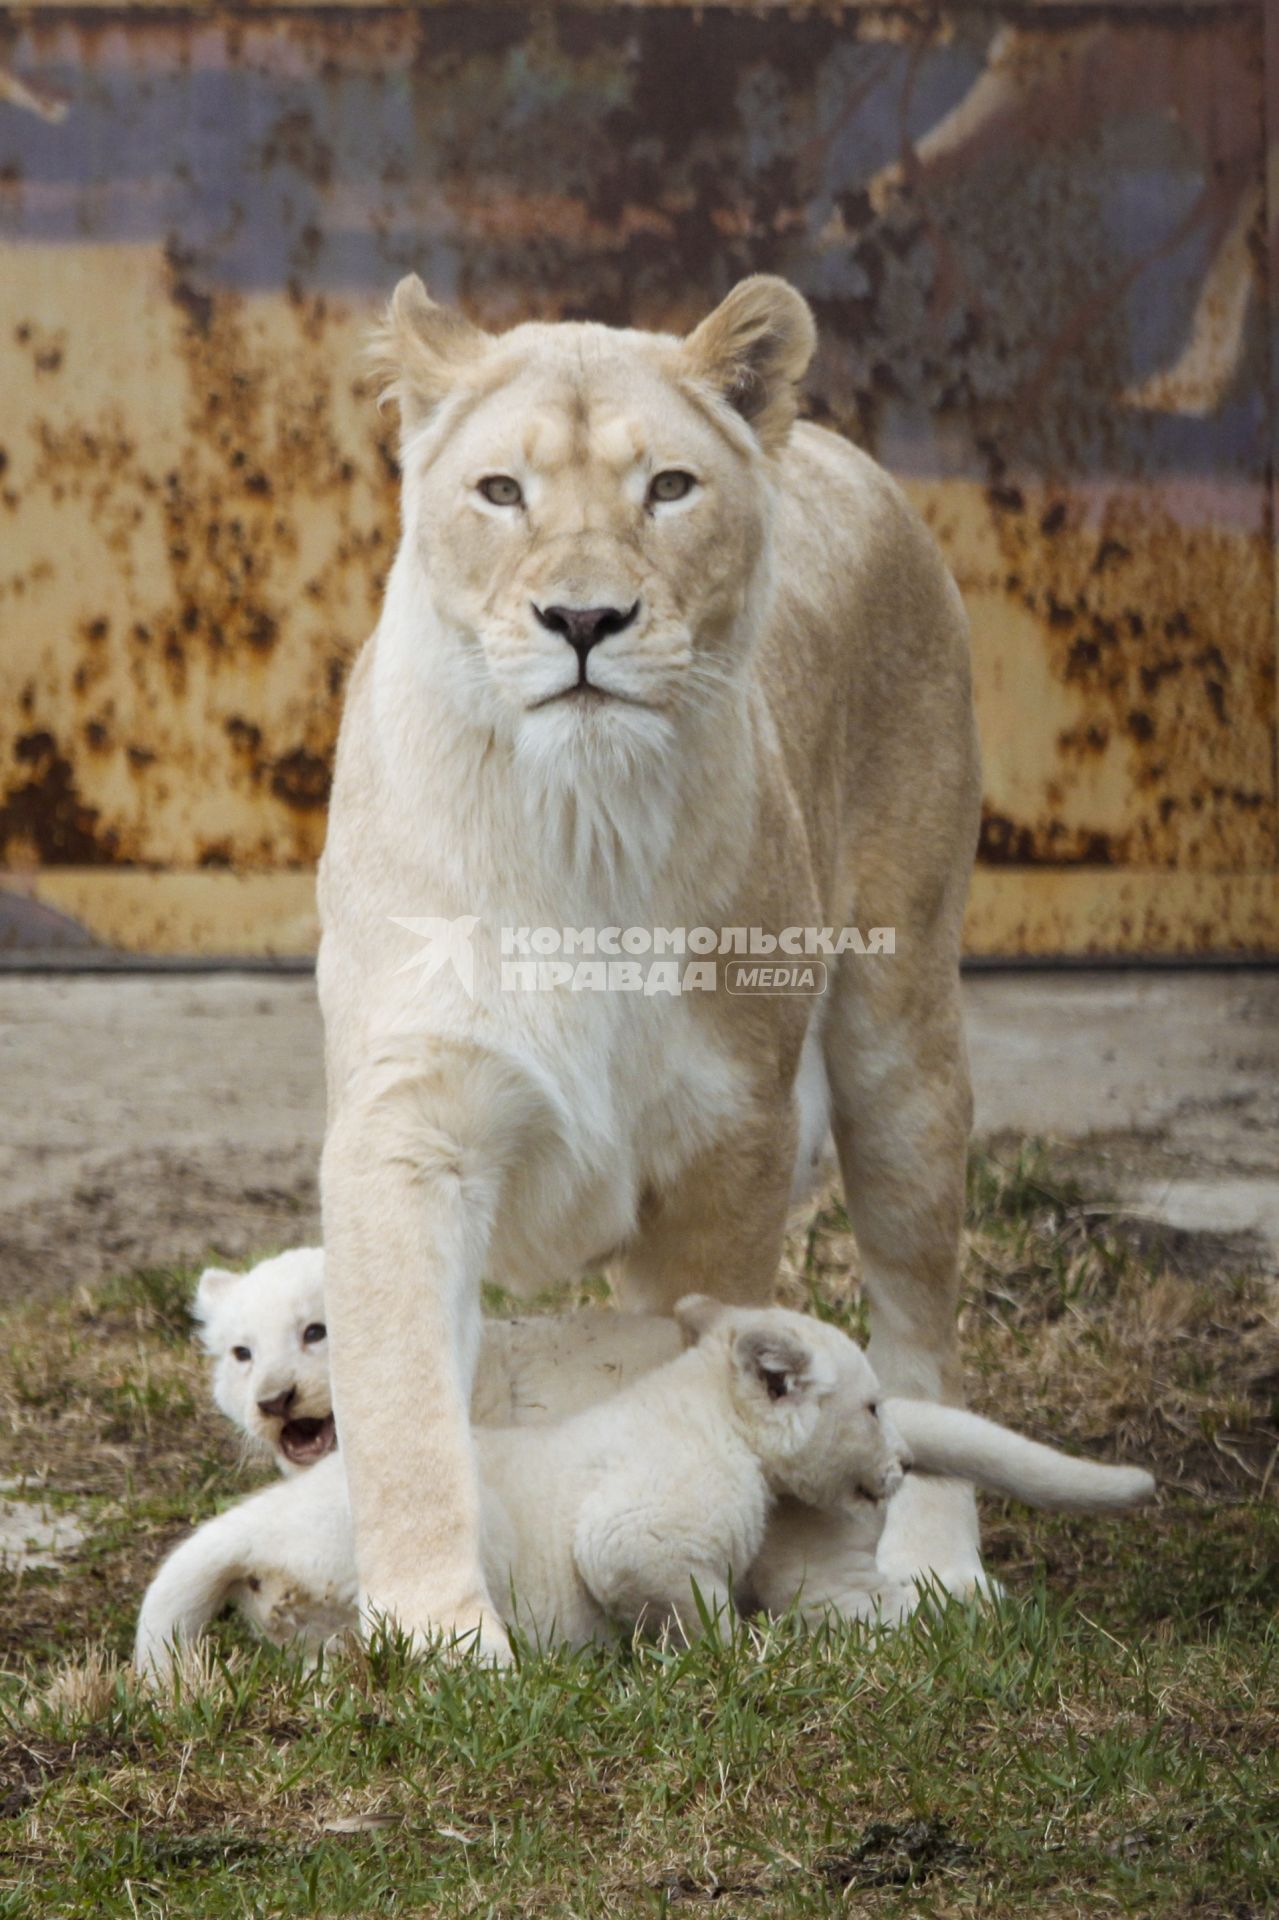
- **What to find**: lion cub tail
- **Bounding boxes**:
[134,1511,253,1683]
[884,1400,1155,1511]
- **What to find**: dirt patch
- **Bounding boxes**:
[0,1143,320,1306]
[0,1726,141,1821]
[0,1492,86,1571]
[3,969,1275,1310]
[0,975,324,1306]
[818,1817,975,1892]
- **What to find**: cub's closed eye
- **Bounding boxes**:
[232,1346,251,1363]
[302,1323,327,1345]
[478,475,523,508]
[647,470,696,505]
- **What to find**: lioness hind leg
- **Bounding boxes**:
[822,952,985,1598]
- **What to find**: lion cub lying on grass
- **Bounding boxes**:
[135,1253,1154,1679]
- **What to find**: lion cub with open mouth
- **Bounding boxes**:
[136,1255,1153,1679]
[192,1246,683,1473]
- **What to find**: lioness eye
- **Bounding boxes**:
[302,1323,327,1345]
[648,470,695,505]
[232,1346,251,1363]
[478,475,523,508]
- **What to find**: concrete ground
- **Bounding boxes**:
[0,969,1275,1305]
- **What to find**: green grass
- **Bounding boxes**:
[2,1600,1275,1917]
[2,1142,1276,1917]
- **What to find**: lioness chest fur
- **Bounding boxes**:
[318,275,982,1654]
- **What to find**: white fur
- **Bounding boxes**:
[136,1289,1154,1679]
[317,279,986,1655]
[789,1008,835,1208]
[199,1248,683,1472]
[194,1251,336,1474]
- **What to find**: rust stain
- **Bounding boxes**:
[980,491,1275,867]
[269,747,331,812]
[0,730,120,866]
[3,243,391,868]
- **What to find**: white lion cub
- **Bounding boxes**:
[195,1250,338,1473]
[192,1247,682,1477]
[137,1284,1154,1678]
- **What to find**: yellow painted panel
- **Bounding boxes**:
[9,869,1275,960]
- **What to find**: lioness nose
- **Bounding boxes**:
[534,601,639,663]
[257,1387,297,1418]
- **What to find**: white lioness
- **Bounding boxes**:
[318,273,983,1656]
[136,1293,1154,1679]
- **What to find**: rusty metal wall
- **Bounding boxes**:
[1,2,1276,954]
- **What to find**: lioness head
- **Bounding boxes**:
[370,275,816,770]
[674,1295,908,1513]
[194,1248,336,1475]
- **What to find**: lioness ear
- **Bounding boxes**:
[734,1326,815,1402]
[682,276,816,452]
[193,1265,239,1324]
[674,1293,728,1346]
[368,274,490,439]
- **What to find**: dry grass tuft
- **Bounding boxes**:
[34,1647,128,1727]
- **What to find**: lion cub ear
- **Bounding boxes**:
[733,1325,815,1403]
[368,274,491,439]
[682,276,816,453]
[193,1265,239,1326]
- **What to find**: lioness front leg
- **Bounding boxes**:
[321,1039,529,1661]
